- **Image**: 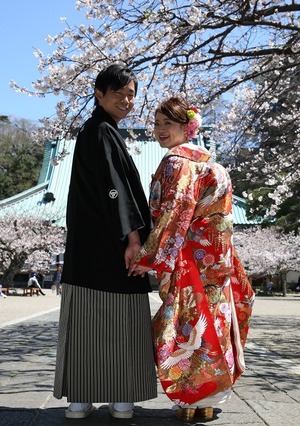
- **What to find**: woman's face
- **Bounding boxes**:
[154,111,187,149]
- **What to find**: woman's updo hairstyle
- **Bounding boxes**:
[155,97,189,124]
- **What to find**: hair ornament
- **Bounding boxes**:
[186,107,202,140]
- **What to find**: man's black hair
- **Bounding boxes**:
[94,63,138,105]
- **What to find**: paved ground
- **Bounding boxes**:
[0,290,299,426]
[0,288,61,327]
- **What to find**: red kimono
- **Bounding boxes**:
[135,143,255,406]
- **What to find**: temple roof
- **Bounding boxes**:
[0,131,258,227]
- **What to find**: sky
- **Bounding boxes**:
[0,0,85,124]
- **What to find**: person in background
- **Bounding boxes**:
[266,278,274,295]
[296,275,300,292]
[52,265,62,296]
[37,272,44,288]
[53,63,157,420]
[130,97,255,422]
[0,284,7,298]
[27,273,46,296]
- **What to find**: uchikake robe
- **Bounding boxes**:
[135,143,255,405]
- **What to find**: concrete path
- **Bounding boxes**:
[0,290,299,425]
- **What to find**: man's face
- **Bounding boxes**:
[95,80,136,123]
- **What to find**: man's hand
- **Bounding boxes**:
[124,241,140,270]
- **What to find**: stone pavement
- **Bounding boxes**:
[0,290,299,426]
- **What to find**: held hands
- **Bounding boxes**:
[125,242,152,277]
[125,230,153,277]
[128,264,153,277]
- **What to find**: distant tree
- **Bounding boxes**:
[219,62,300,233]
[0,213,66,288]
[234,226,300,295]
[0,118,44,200]
[0,116,9,124]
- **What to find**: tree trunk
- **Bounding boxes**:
[280,271,287,297]
[1,253,27,288]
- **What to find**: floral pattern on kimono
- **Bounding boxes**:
[135,144,255,405]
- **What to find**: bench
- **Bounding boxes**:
[23,287,40,296]
[1,287,17,296]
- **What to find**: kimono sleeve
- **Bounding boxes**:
[135,156,198,272]
[99,124,147,240]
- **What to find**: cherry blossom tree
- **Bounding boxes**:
[216,64,300,226]
[0,214,66,288]
[10,0,300,215]
[234,226,300,294]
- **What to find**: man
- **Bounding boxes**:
[267,278,274,295]
[27,273,46,296]
[52,265,62,296]
[53,63,157,420]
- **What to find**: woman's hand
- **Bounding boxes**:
[128,264,153,277]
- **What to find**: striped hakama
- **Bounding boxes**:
[53,284,157,403]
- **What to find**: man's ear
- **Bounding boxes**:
[95,88,103,103]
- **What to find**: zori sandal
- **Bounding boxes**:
[174,407,196,421]
[174,406,215,422]
[195,407,214,420]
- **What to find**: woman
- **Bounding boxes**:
[130,97,255,421]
